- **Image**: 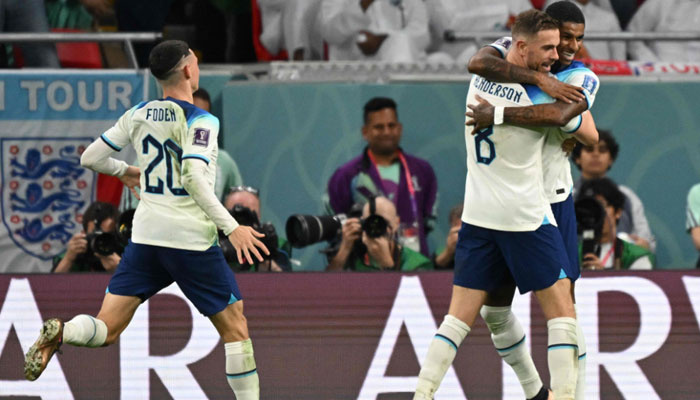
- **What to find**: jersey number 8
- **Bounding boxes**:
[475,127,496,165]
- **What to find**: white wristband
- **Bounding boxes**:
[494,106,504,125]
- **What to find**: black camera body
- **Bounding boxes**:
[220,205,278,265]
[85,230,122,256]
[574,196,607,257]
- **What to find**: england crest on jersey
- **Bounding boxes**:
[1,137,95,260]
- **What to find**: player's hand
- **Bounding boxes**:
[362,234,394,269]
[537,74,585,104]
[119,166,141,200]
[582,253,603,270]
[66,232,87,260]
[357,30,387,56]
[340,218,362,250]
[628,234,651,250]
[465,95,494,135]
[96,252,120,272]
[445,225,460,255]
[228,225,269,264]
[561,138,578,155]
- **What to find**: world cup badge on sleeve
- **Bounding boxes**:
[1,138,95,260]
[193,128,210,147]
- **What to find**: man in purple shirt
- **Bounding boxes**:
[324,97,438,262]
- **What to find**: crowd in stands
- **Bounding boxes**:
[2,0,700,68]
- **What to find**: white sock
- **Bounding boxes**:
[62,315,107,347]
[574,305,587,400]
[225,339,259,400]
[481,306,543,399]
[547,317,579,400]
[414,315,470,399]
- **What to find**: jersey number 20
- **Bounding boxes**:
[475,127,496,165]
[142,134,188,195]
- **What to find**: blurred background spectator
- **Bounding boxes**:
[572,129,656,252]
[1,0,59,68]
[686,183,700,268]
[576,177,654,270]
[320,0,430,62]
[626,0,700,62]
[426,0,531,64]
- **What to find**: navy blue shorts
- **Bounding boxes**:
[454,221,571,294]
[108,241,242,317]
[551,194,580,281]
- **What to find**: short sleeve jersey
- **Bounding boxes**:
[100,97,221,250]
[489,37,601,203]
[462,75,555,231]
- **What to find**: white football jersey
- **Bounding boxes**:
[461,75,555,232]
[101,98,220,250]
[490,36,601,203]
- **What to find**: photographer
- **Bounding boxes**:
[326,196,433,271]
[223,186,292,272]
[53,202,121,273]
[576,177,654,271]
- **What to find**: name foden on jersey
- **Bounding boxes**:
[145,108,177,122]
[472,76,523,103]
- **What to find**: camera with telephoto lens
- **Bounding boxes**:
[574,196,607,257]
[84,208,134,257]
[285,203,366,248]
[220,205,278,264]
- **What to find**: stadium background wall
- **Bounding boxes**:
[1,271,700,399]
[0,71,697,272]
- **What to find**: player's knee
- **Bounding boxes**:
[480,306,511,331]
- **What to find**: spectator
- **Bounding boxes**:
[577,177,654,270]
[53,201,121,273]
[325,97,438,258]
[320,0,430,62]
[192,88,244,202]
[258,0,324,60]
[686,183,700,268]
[0,0,59,68]
[432,203,463,269]
[224,186,293,272]
[626,0,700,62]
[326,196,433,271]
[572,129,656,251]
[283,0,324,60]
[543,0,625,60]
[425,0,531,64]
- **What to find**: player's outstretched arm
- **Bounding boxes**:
[181,159,269,262]
[468,46,584,104]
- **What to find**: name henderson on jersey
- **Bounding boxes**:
[472,76,523,103]
[145,107,177,122]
